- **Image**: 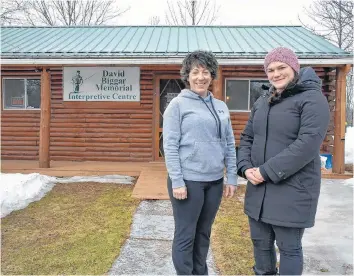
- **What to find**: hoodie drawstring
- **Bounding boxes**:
[198,95,222,139]
[210,97,222,139]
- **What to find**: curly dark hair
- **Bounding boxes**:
[180,50,218,86]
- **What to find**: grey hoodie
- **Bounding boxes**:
[163,89,237,189]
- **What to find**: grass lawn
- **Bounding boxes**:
[1,182,140,275]
[212,185,254,275]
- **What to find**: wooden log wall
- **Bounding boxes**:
[48,65,181,162]
[49,66,154,162]
[1,67,41,160]
[1,64,336,162]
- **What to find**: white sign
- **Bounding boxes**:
[63,67,140,101]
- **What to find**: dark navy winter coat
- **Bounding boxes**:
[237,67,330,228]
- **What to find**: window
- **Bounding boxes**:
[225,79,269,111]
[2,78,41,110]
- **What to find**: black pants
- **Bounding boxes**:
[249,217,305,275]
[167,176,223,275]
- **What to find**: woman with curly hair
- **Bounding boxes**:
[163,50,237,275]
[237,47,330,275]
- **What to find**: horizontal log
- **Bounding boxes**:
[49,127,151,134]
[1,150,38,155]
[1,136,39,141]
[1,146,39,152]
[49,150,130,157]
[231,125,246,130]
[128,147,152,152]
[129,143,152,148]
[84,118,151,124]
[1,117,40,123]
[83,147,152,153]
[82,137,151,143]
[231,117,249,122]
[49,141,152,148]
[2,127,40,132]
[140,104,153,109]
[140,101,153,105]
[1,122,39,127]
[230,116,250,121]
[51,118,87,123]
[2,67,39,71]
[51,95,63,100]
[1,112,40,118]
[141,85,153,90]
[50,137,86,143]
[2,131,39,137]
[50,142,130,148]
[1,72,41,76]
[51,118,151,124]
[1,155,37,160]
[51,109,152,114]
[130,152,152,157]
[1,110,40,115]
[130,114,153,119]
[61,102,142,109]
[50,155,150,162]
[53,113,132,119]
[1,140,38,146]
[50,132,152,138]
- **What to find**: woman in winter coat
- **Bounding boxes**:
[237,47,330,275]
[163,50,237,275]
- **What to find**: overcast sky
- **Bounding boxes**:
[114,0,315,26]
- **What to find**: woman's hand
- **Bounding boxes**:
[223,184,236,198]
[253,168,265,182]
[173,186,187,200]
[245,168,263,185]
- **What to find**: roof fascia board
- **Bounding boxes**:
[1,58,353,65]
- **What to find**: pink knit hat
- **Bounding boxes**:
[264,47,300,74]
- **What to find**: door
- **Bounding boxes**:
[154,75,185,161]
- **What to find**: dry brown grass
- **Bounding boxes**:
[212,185,254,275]
[1,182,140,275]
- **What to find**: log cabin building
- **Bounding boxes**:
[1,26,352,174]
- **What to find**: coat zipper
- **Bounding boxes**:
[263,97,271,163]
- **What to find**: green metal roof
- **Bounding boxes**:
[0,26,351,59]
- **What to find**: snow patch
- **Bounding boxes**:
[345,127,354,164]
[0,173,134,218]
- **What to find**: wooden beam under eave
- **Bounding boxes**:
[39,67,51,168]
[332,64,352,174]
[213,67,223,100]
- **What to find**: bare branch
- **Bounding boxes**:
[165,0,219,25]
[299,0,353,50]
[149,16,161,25]
[5,0,129,26]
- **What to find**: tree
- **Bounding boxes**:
[346,70,353,126]
[299,0,353,51]
[1,0,129,26]
[299,0,353,126]
[149,16,161,25]
[165,0,219,25]
[0,1,26,25]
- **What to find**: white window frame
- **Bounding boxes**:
[2,77,41,110]
[224,78,269,112]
